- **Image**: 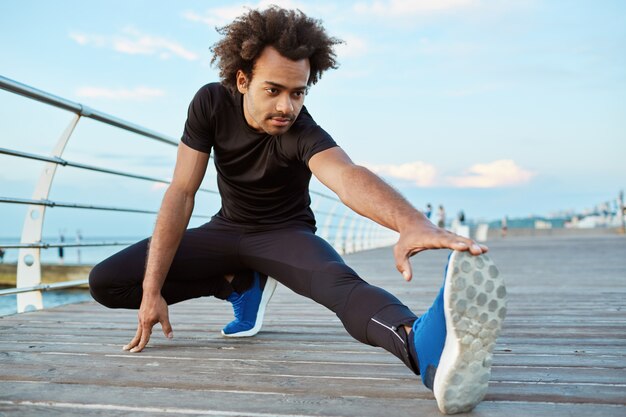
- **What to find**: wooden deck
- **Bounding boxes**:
[1,234,625,416]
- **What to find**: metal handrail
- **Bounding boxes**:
[0,146,219,195]
[0,76,178,147]
[0,241,135,249]
[0,196,211,218]
[0,279,89,296]
[313,209,345,218]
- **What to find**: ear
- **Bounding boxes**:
[236,70,248,94]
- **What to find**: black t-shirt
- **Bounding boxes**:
[181,83,337,227]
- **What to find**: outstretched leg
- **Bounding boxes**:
[239,224,506,415]
[239,224,420,372]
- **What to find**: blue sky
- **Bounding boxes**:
[1,0,625,239]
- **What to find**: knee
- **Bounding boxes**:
[88,260,117,308]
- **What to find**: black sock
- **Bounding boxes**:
[397,324,421,375]
[405,326,421,376]
[230,270,255,294]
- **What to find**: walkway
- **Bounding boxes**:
[1,234,625,416]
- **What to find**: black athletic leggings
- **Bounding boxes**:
[89,216,419,373]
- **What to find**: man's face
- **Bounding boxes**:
[237,46,310,135]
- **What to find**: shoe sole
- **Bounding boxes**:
[221,277,278,338]
[433,251,507,414]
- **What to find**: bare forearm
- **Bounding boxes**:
[142,187,194,296]
[339,165,427,232]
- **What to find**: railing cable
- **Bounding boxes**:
[0,241,135,250]
[0,196,211,218]
[0,146,219,195]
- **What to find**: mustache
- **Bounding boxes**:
[267,113,295,121]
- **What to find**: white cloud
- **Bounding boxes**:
[182,0,337,27]
[366,159,534,189]
[151,182,170,191]
[368,161,437,186]
[354,0,477,17]
[182,0,308,27]
[182,6,247,27]
[447,159,534,188]
[76,86,165,101]
[69,27,198,61]
[69,32,106,47]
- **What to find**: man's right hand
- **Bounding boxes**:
[123,294,173,353]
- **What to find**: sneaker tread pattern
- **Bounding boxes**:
[434,251,507,414]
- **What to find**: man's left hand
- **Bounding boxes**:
[393,222,487,282]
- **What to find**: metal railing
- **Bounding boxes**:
[0,75,397,313]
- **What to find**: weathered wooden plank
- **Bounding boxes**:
[1,381,626,417]
[1,235,625,416]
[4,344,625,384]
[2,337,625,372]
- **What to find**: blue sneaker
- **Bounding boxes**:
[412,250,506,414]
[221,272,277,338]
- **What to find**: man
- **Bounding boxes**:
[437,205,447,229]
[89,7,506,414]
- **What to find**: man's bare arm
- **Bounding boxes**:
[309,147,486,281]
[124,142,209,352]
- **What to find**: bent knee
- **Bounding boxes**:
[88,262,109,305]
[88,260,128,308]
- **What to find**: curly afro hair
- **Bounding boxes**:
[210,6,343,93]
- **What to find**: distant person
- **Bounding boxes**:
[457,210,465,225]
[501,216,508,238]
[76,229,83,265]
[58,232,65,265]
[88,7,505,414]
[0,247,5,263]
[425,203,433,220]
[437,205,446,228]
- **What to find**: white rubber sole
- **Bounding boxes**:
[433,251,507,414]
[221,277,278,338]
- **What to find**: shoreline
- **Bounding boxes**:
[486,225,623,239]
[0,264,93,287]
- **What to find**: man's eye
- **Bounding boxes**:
[266,88,278,95]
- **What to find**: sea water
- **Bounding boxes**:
[0,289,93,316]
[0,236,135,316]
